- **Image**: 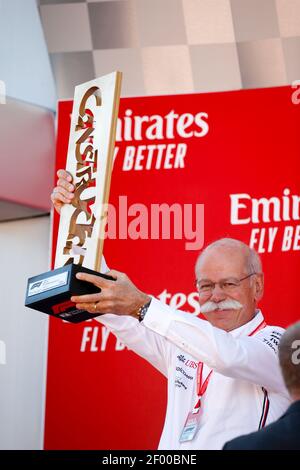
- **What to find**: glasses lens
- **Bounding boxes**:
[221,279,241,292]
[197,282,213,292]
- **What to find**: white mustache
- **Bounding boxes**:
[200,299,243,314]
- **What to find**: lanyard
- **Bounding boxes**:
[193,318,267,412]
[194,363,213,411]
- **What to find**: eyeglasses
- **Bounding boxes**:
[195,273,256,295]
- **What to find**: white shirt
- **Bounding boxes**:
[96,298,291,450]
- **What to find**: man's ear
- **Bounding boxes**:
[254,273,264,301]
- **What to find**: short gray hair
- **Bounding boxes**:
[195,237,262,276]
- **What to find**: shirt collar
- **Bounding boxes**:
[229,309,265,338]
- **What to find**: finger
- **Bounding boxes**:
[54,185,74,200]
[105,269,124,280]
[57,178,75,194]
[76,272,113,288]
[75,302,97,313]
[75,301,112,313]
[57,169,73,182]
[50,193,63,207]
[71,292,102,303]
[51,191,73,205]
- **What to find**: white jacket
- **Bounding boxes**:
[96,298,291,450]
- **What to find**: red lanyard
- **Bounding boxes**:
[194,363,213,410]
[194,318,267,410]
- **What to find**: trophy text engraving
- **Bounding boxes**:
[63,86,102,265]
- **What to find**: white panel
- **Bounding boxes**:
[0,98,55,213]
[0,216,50,449]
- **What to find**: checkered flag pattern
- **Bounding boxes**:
[39,0,300,99]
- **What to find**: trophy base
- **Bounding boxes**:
[25,263,115,323]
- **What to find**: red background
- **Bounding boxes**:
[44,86,300,449]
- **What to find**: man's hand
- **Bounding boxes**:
[71,270,151,318]
[50,169,75,214]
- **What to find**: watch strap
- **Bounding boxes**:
[138,299,152,322]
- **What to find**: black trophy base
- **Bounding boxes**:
[25,263,115,323]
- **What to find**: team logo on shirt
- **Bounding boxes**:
[175,362,195,390]
[177,354,186,363]
[177,354,198,369]
[262,330,283,353]
[176,366,193,380]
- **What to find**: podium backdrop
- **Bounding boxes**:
[44,86,300,449]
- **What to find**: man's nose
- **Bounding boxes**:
[210,284,227,302]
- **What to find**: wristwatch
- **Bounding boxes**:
[138,299,152,322]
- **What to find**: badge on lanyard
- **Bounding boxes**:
[179,406,203,442]
[179,363,212,443]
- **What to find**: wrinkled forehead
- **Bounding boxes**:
[195,246,249,279]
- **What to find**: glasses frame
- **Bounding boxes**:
[195,272,257,294]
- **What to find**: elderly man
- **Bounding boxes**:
[51,170,291,450]
[223,322,300,450]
